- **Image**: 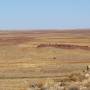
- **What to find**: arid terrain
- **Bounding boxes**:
[0,30,90,90]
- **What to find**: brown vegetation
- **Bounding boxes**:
[0,30,90,89]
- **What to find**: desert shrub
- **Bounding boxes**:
[69,73,85,82]
[83,81,90,88]
[67,85,80,90]
[69,74,79,82]
[29,80,44,90]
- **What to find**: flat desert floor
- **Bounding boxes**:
[0,30,90,90]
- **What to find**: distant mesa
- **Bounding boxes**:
[37,43,90,50]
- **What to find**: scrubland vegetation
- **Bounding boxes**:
[0,30,90,90]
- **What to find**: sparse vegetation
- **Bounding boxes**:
[0,30,90,90]
[68,85,80,90]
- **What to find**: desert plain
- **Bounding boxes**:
[0,30,90,90]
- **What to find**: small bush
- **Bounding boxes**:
[69,73,85,82]
[68,85,80,90]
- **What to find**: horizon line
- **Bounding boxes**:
[0,28,90,31]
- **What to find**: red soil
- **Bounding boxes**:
[37,44,90,50]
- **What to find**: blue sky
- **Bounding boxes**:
[0,0,90,30]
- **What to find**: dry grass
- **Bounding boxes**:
[0,30,90,89]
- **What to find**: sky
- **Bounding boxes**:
[0,0,90,30]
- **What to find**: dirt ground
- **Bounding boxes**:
[0,30,90,90]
